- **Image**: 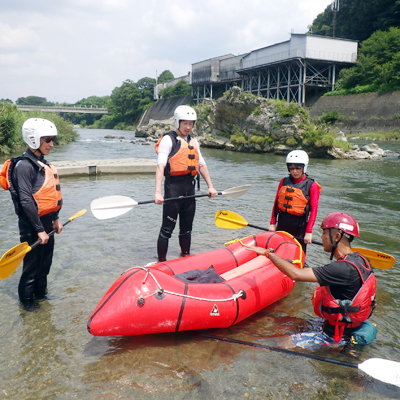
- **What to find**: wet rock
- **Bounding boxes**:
[336,131,347,141]
[361,143,387,156]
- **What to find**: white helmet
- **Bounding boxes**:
[22,118,58,149]
[286,150,309,172]
[174,105,197,129]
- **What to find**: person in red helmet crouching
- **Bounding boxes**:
[246,212,377,348]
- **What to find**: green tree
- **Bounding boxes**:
[158,70,174,83]
[338,27,400,90]
[109,80,144,124]
[16,96,53,106]
[310,0,400,42]
[159,80,191,99]
[0,101,77,154]
[75,95,110,108]
[137,77,156,101]
[64,95,111,126]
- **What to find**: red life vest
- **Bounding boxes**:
[277,176,321,217]
[312,253,377,342]
[155,131,199,177]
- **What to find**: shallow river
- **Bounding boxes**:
[0,129,399,399]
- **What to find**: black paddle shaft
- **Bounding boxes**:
[194,333,357,369]
[138,192,222,206]
[30,218,73,251]
[247,222,323,246]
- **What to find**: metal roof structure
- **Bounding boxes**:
[190,33,358,105]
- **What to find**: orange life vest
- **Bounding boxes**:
[0,159,13,190]
[277,176,321,217]
[155,131,200,177]
[33,161,62,216]
[312,253,376,342]
[1,155,62,217]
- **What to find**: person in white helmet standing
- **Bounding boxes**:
[269,150,321,253]
[1,118,63,310]
[154,105,218,261]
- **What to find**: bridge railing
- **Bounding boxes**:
[17,105,108,114]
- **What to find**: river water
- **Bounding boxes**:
[0,129,399,399]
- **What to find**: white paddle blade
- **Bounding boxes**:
[221,185,251,198]
[358,358,400,387]
[90,196,138,220]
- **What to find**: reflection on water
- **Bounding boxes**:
[0,129,399,399]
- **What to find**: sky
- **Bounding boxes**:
[0,0,333,104]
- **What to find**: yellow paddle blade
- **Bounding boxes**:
[353,247,395,270]
[215,210,249,229]
[0,242,31,280]
[69,209,87,221]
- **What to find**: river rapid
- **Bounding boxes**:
[0,129,399,399]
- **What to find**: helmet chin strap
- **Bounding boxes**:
[329,228,343,260]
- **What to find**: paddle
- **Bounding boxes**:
[215,210,396,270]
[90,185,251,220]
[194,332,400,387]
[0,209,87,280]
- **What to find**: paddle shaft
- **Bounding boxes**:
[138,192,222,205]
[194,332,357,369]
[30,218,73,252]
[246,222,322,246]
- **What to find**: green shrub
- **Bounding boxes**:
[0,101,77,154]
[275,100,306,118]
[252,106,262,116]
[231,132,247,145]
[0,102,24,153]
[320,111,344,124]
[285,138,298,147]
[250,135,266,147]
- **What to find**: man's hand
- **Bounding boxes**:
[207,187,218,198]
[53,219,63,234]
[38,231,49,245]
[155,191,164,205]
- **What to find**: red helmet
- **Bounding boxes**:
[320,212,360,238]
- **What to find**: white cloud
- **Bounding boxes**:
[0,0,333,103]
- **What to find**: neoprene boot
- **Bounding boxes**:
[179,231,191,257]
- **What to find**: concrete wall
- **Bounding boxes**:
[310,91,400,133]
[138,95,191,127]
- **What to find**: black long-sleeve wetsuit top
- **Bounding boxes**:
[12,148,59,233]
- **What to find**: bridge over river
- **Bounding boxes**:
[17,105,108,114]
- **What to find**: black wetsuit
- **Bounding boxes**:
[11,149,60,303]
[157,174,196,261]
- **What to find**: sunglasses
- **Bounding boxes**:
[288,165,303,171]
[42,137,55,143]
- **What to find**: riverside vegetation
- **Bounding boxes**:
[0,102,77,155]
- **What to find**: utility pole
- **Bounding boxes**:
[331,0,339,37]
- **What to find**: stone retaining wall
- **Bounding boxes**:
[310,91,400,133]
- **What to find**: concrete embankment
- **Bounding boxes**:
[138,95,190,128]
[53,158,156,177]
[310,91,400,133]
[0,158,157,178]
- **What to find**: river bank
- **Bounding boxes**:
[136,87,400,160]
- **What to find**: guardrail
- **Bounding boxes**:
[17,105,108,114]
